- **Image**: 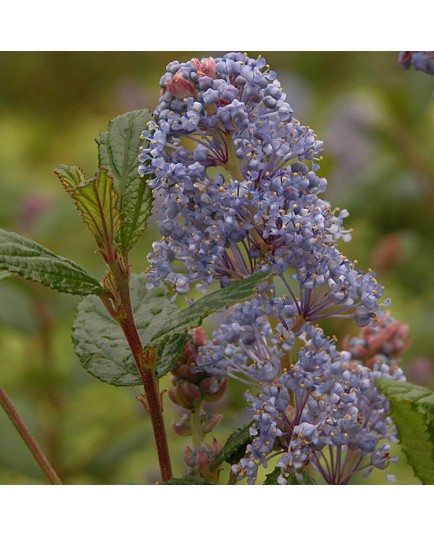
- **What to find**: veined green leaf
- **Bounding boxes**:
[0,228,104,296]
[211,422,253,469]
[149,272,270,347]
[377,378,434,484]
[74,272,270,385]
[155,333,189,379]
[73,274,179,386]
[0,270,14,282]
[55,165,121,252]
[96,109,153,253]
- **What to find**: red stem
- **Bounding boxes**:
[0,384,63,484]
[106,257,173,482]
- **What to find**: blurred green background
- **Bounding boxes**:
[0,51,433,485]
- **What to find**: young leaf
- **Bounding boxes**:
[148,271,270,347]
[211,422,253,469]
[55,165,121,253]
[96,109,153,253]
[377,378,434,484]
[0,228,104,296]
[72,274,179,386]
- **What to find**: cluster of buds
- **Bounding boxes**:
[343,312,412,369]
[184,438,221,482]
[170,327,227,437]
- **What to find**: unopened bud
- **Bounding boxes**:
[199,376,227,402]
[169,380,202,410]
[194,326,207,347]
[344,312,412,369]
[192,57,217,79]
[200,413,223,434]
[172,413,192,437]
[165,72,197,99]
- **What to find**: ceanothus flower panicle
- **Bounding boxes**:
[139,52,386,327]
[139,53,407,485]
[197,300,405,484]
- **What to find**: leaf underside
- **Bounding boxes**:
[55,165,121,250]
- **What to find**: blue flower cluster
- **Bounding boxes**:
[141,53,407,484]
[197,300,405,484]
[140,52,386,326]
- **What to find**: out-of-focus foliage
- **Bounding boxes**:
[0,52,432,484]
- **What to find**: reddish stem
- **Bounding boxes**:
[106,257,173,482]
[0,384,63,485]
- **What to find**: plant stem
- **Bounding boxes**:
[0,384,62,485]
[107,257,173,482]
[120,315,173,481]
[225,134,244,182]
[190,404,202,449]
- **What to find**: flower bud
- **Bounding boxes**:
[199,376,227,402]
[165,72,197,99]
[194,326,207,347]
[343,312,412,368]
[169,380,202,410]
[172,413,192,437]
[200,413,223,434]
[192,57,217,79]
[184,439,221,480]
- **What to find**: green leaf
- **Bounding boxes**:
[72,274,179,386]
[0,228,104,296]
[55,165,121,251]
[148,272,270,346]
[96,109,153,253]
[211,422,253,469]
[159,476,214,485]
[155,332,188,379]
[0,270,14,281]
[263,467,280,485]
[263,467,317,485]
[377,378,434,484]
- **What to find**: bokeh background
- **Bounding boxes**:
[0,51,433,484]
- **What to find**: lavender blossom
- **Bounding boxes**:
[141,53,407,484]
[140,53,386,326]
[198,307,404,484]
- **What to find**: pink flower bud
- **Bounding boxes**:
[194,326,207,347]
[192,57,216,79]
[184,445,194,465]
[199,376,227,402]
[172,414,192,437]
[344,312,412,369]
[200,413,223,434]
[165,72,197,99]
[169,380,202,409]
